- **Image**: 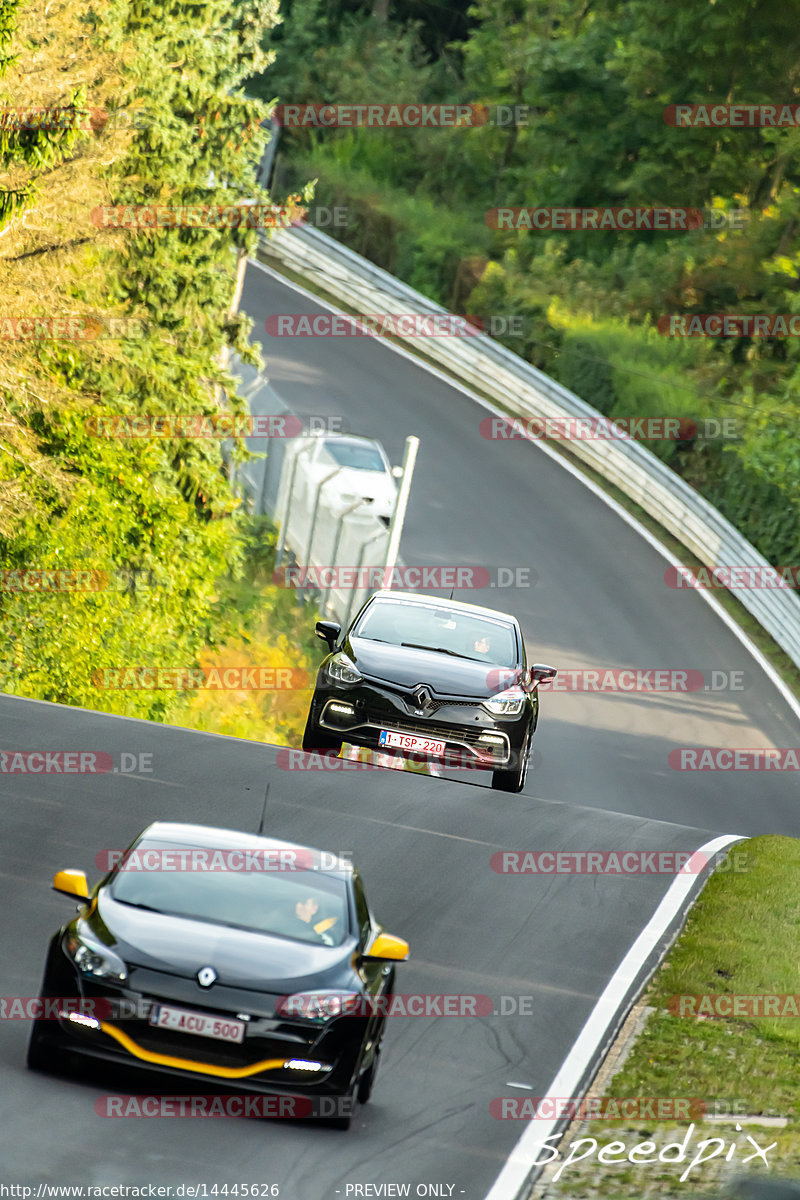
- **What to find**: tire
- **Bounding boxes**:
[327,1081,356,1130]
[301,705,342,755]
[491,727,532,794]
[357,1038,382,1105]
[26,1017,68,1074]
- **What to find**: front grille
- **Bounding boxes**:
[425,699,482,713]
[113,1017,315,1068]
[374,720,490,745]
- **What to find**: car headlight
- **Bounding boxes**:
[64,931,128,983]
[483,688,526,717]
[326,653,362,685]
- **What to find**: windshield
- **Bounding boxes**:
[321,439,386,472]
[354,599,518,668]
[109,841,350,946]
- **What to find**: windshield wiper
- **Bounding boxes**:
[400,642,482,661]
[115,898,162,913]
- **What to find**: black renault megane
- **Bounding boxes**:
[302,590,557,792]
[27,822,409,1128]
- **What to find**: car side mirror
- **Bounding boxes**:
[529,663,557,689]
[52,869,90,900]
[316,620,342,650]
[361,932,410,962]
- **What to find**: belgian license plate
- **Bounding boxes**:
[149,1004,245,1044]
[378,729,446,755]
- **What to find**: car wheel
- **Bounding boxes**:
[26,1017,68,1074]
[357,1038,382,1105]
[491,727,532,794]
[327,1081,357,1130]
[301,705,342,755]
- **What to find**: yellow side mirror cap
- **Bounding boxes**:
[52,869,90,900]
[364,932,410,962]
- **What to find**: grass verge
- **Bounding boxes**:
[540,836,800,1198]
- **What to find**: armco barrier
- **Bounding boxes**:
[258,226,800,670]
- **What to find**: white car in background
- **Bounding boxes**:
[297,433,401,525]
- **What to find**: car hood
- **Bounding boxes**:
[346,635,507,697]
[313,465,395,497]
[88,893,355,992]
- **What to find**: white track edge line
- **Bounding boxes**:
[248,255,800,725]
[483,831,743,1200]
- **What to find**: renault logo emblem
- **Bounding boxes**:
[197,966,217,988]
[413,687,432,713]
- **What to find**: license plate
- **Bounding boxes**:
[378,729,447,755]
[149,1004,245,1044]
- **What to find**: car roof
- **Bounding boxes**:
[135,822,354,876]
[366,589,520,625]
[311,431,382,449]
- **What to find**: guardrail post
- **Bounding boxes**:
[382,436,419,589]
[343,530,389,630]
[275,441,313,567]
[324,498,367,615]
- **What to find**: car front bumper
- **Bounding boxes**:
[314,679,532,767]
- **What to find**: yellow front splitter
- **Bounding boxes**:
[100,1021,289,1079]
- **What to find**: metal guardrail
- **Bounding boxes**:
[258,225,800,669]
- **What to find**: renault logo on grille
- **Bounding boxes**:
[197,966,217,988]
[413,687,433,713]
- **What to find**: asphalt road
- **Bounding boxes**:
[242,261,799,836]
[1,258,796,1197]
[3,695,720,1195]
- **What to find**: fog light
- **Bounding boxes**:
[478,734,505,744]
[284,1058,329,1072]
[63,1011,101,1030]
[329,703,355,716]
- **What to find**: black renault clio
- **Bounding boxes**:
[302,590,557,792]
[27,822,409,1128]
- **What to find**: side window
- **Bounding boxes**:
[352,873,372,946]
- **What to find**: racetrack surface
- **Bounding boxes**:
[242,263,799,836]
[3,695,720,1195]
[1,259,797,1197]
